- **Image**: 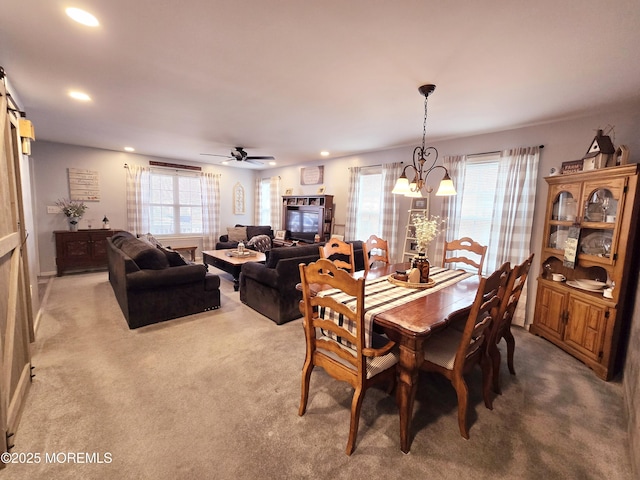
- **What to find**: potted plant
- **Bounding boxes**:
[56,198,88,231]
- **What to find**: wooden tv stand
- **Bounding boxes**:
[282,194,334,242]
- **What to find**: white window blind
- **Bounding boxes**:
[147,170,203,235]
[457,154,500,247]
[354,166,383,240]
[259,178,271,225]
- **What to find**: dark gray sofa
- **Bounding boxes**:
[107,231,221,329]
[239,241,364,325]
[216,225,274,250]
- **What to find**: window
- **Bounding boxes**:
[147,170,203,235]
[354,166,383,240]
[456,154,500,247]
[258,178,271,225]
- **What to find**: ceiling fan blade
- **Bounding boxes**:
[200,153,231,158]
[245,158,264,165]
[245,156,275,160]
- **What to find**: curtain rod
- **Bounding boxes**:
[469,145,544,157]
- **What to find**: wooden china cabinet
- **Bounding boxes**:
[530,164,640,380]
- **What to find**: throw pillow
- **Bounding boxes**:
[138,233,162,247]
[246,225,273,239]
[227,226,247,242]
[247,234,271,253]
[158,246,188,267]
[120,240,169,270]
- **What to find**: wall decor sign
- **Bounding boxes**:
[560,160,583,174]
[68,168,100,201]
[233,182,245,214]
[300,166,324,185]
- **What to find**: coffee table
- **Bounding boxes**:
[202,249,266,291]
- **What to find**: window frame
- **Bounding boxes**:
[146,168,203,236]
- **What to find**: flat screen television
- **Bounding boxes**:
[286,208,320,242]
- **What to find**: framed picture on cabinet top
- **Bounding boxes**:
[275,229,286,240]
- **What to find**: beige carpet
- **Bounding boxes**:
[2,270,633,479]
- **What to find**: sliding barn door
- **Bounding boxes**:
[0,78,33,465]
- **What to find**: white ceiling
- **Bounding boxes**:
[2,1,640,169]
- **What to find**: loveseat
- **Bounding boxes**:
[107,231,221,329]
[239,241,364,325]
[216,224,274,251]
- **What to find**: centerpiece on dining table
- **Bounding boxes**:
[392,214,445,287]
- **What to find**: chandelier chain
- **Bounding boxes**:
[421,95,428,154]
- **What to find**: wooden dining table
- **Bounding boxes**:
[304,262,481,453]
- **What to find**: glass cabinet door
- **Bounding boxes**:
[546,183,581,251]
[578,178,627,264]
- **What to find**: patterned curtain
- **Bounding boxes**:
[434,155,466,266]
[270,176,281,230]
[344,166,361,241]
[492,146,539,326]
[201,173,221,251]
[125,164,150,235]
[381,162,404,262]
[254,177,262,225]
[488,146,540,271]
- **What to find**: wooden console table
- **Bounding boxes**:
[172,245,197,261]
[54,229,121,276]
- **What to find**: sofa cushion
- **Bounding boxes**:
[158,246,188,267]
[227,226,248,242]
[246,225,273,239]
[120,238,170,270]
[265,244,321,269]
[111,231,136,248]
[247,234,272,253]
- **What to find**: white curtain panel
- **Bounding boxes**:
[487,146,540,271]
[270,176,281,230]
[434,155,466,266]
[344,166,361,241]
[254,177,262,225]
[201,173,221,251]
[125,164,150,235]
[492,146,540,326]
[381,162,404,262]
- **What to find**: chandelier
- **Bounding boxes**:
[392,84,456,197]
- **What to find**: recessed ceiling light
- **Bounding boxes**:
[65,7,99,27]
[124,147,135,152]
[320,151,330,157]
[269,161,276,166]
[69,91,91,101]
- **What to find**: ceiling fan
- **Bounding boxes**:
[200,147,275,165]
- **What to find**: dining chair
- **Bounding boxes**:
[319,237,356,273]
[298,259,399,455]
[487,253,534,394]
[363,234,390,273]
[442,237,488,275]
[420,261,510,439]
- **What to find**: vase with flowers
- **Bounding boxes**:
[411,214,445,282]
[56,198,88,231]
